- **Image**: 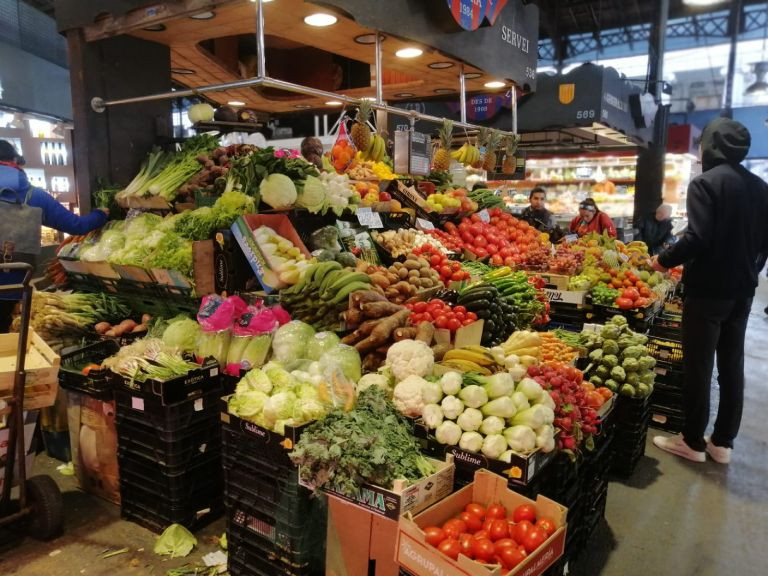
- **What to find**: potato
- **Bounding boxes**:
[397,267,409,280]
[408,269,420,278]
[94,322,111,335]
[103,329,118,338]
[132,324,148,333]
[141,314,152,325]
[403,259,421,271]
[119,319,137,331]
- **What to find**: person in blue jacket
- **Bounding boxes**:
[1,139,108,331]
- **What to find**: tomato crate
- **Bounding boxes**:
[120,480,223,533]
[115,386,222,432]
[58,340,120,400]
[117,419,221,472]
[118,450,222,499]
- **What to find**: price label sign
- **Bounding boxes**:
[477,209,491,223]
[357,207,384,229]
[416,218,435,231]
[563,234,579,244]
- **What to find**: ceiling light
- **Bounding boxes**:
[428,62,454,69]
[228,100,246,106]
[484,81,506,89]
[142,24,166,31]
[304,13,337,27]
[361,97,377,101]
[171,68,196,75]
[190,11,215,20]
[250,0,274,3]
[355,34,383,45]
[463,72,483,79]
[395,92,416,98]
[681,0,726,6]
[294,104,312,109]
[396,47,423,59]
[325,100,343,106]
[433,88,454,94]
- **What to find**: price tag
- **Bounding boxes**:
[194,398,204,412]
[416,218,435,231]
[356,208,384,229]
[477,209,491,223]
[563,234,579,244]
[619,252,630,262]
[131,396,145,412]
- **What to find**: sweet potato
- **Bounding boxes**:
[341,318,382,345]
[415,322,435,345]
[394,327,419,341]
[354,309,410,354]
[431,343,452,361]
[362,352,385,373]
[351,290,387,309]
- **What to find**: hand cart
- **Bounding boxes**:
[0,262,63,539]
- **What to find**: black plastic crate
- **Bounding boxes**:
[651,382,684,409]
[108,357,220,405]
[221,411,306,471]
[649,405,685,433]
[118,450,222,498]
[614,395,651,426]
[653,363,684,387]
[59,340,120,400]
[121,482,223,533]
[115,386,222,432]
[117,420,221,471]
[610,447,645,478]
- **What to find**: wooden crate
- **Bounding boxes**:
[0,330,60,413]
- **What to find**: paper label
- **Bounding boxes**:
[194,398,204,412]
[416,218,435,231]
[477,209,491,223]
[131,397,144,411]
[356,207,384,229]
[564,234,579,243]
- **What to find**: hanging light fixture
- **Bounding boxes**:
[745,62,768,96]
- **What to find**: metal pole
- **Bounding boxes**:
[314,115,319,137]
[511,87,518,134]
[652,0,670,100]
[256,0,267,78]
[723,0,744,117]
[459,64,467,124]
[375,33,383,104]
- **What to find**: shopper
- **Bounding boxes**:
[636,203,675,255]
[519,187,562,241]
[569,198,616,238]
[651,118,768,464]
[1,140,108,332]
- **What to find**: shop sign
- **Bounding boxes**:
[446,0,488,31]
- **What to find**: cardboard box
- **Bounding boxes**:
[326,496,400,576]
[433,319,485,350]
[306,457,454,521]
[535,273,571,291]
[397,470,567,576]
[66,391,120,504]
[0,411,38,493]
[0,330,60,411]
[543,288,587,307]
[231,214,312,294]
[213,230,259,295]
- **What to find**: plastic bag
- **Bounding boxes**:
[330,116,357,173]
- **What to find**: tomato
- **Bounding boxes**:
[459,534,475,559]
[435,315,450,329]
[474,235,488,248]
[490,254,504,266]
[512,504,536,524]
[621,287,640,301]
[494,538,518,555]
[439,265,453,277]
[472,538,496,562]
[482,518,495,533]
[536,517,557,537]
[423,526,446,547]
[410,313,422,323]
[475,247,489,259]
[429,254,442,266]
[473,530,490,540]
[447,318,462,332]
[521,527,548,553]
[499,546,527,569]
[486,504,507,520]
[586,390,605,408]
[458,511,484,533]
[421,312,433,322]
[639,286,652,297]
[462,318,475,326]
[450,271,465,282]
[489,519,510,541]
[438,538,461,560]
[615,297,635,310]
[597,387,614,400]
[512,520,535,544]
[443,518,467,539]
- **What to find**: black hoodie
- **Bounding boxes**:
[658,118,768,299]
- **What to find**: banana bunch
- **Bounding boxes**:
[280,261,372,331]
[361,133,387,162]
[451,143,481,167]
[439,345,501,375]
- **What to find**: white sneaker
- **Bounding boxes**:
[653,434,706,463]
[705,436,732,464]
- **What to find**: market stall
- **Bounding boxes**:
[13,1,687,575]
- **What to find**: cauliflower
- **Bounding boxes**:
[458,385,488,409]
[435,420,462,446]
[457,408,484,432]
[393,374,428,417]
[459,431,484,453]
[439,371,463,396]
[481,434,508,459]
[422,404,444,429]
[479,416,505,436]
[441,395,464,420]
[356,373,392,394]
[385,339,434,382]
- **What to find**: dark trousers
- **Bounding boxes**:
[681,296,752,450]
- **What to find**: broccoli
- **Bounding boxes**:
[601,354,619,369]
[335,252,358,268]
[313,249,336,262]
[610,366,626,382]
[603,340,620,356]
[622,357,640,372]
[309,225,342,252]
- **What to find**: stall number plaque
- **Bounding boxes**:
[394,130,431,176]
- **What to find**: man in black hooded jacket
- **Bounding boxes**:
[651,118,768,465]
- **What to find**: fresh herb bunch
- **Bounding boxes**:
[229,146,319,198]
[290,386,435,497]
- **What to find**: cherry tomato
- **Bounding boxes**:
[453,305,467,315]
[512,504,537,524]
[536,517,557,537]
[423,526,446,547]
[489,519,510,541]
[443,519,467,539]
[465,503,486,519]
[458,511,484,533]
[499,546,527,569]
[467,311,478,321]
[472,538,496,562]
[435,315,450,329]
[512,520,535,544]
[438,538,461,560]
[462,318,475,326]
[447,318,462,332]
[486,504,507,520]
[521,527,548,553]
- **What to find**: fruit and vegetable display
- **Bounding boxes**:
[579,315,657,398]
[372,229,447,259]
[421,501,559,569]
[363,255,444,303]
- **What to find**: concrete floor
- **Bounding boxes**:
[1,282,767,576]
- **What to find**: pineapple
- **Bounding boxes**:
[433,119,454,172]
[482,130,502,172]
[350,100,373,152]
[473,127,490,169]
[502,134,521,173]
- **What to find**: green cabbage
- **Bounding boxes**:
[318,344,362,383]
[154,524,197,558]
[272,321,315,363]
[306,332,341,361]
[296,174,327,213]
[161,316,201,352]
[260,173,297,210]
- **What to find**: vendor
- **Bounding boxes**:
[520,187,563,242]
[569,198,616,238]
[636,204,675,255]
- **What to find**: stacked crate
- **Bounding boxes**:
[113,363,223,532]
[647,311,685,433]
[610,395,651,477]
[222,408,326,576]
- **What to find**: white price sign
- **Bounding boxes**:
[477,209,491,223]
[416,218,435,231]
[356,207,384,229]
